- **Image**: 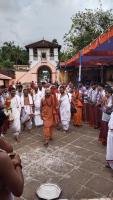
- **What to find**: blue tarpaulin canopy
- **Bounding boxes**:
[61,25,113,69]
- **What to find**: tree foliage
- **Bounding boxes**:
[59,49,76,62]
[52,39,58,44]
[0,41,29,69]
[61,8,113,61]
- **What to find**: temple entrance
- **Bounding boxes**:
[37,65,52,83]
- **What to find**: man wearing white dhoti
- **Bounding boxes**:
[59,86,71,132]
[21,88,33,130]
[16,85,23,99]
[33,86,43,127]
[10,88,21,141]
[106,110,113,169]
[38,82,45,96]
[67,88,73,103]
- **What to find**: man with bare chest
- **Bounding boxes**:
[21,88,33,130]
[0,138,24,200]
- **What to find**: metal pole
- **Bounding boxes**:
[78,50,82,82]
[101,66,104,83]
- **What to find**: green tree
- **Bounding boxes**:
[12,45,22,65]
[1,41,15,61]
[59,49,76,62]
[62,8,113,61]
[19,49,29,65]
[1,59,14,68]
[52,39,58,44]
[0,41,29,69]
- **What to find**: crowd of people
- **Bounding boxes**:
[0,80,113,199]
[0,81,113,168]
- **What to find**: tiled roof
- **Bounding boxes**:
[0,74,12,80]
[25,39,61,49]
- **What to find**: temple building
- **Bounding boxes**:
[15,39,61,84]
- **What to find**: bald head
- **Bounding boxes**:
[45,88,51,97]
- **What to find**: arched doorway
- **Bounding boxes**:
[37,65,52,83]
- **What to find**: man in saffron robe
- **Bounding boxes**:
[40,88,56,146]
[72,91,83,127]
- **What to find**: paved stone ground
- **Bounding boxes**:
[6,123,113,200]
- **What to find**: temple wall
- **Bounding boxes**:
[11,62,58,84]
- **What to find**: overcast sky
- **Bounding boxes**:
[0,0,113,48]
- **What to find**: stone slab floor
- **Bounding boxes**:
[6,124,113,200]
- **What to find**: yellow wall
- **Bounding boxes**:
[58,71,68,84]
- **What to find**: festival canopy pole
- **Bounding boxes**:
[78,50,82,82]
